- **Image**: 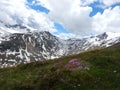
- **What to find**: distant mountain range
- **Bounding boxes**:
[0,24,120,67]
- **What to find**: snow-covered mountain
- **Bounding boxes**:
[64,32,120,54]
[0,31,66,67]
[0,24,120,68]
[0,21,38,37]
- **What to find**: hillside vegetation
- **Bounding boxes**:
[0,43,120,90]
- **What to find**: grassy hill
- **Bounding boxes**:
[0,43,120,90]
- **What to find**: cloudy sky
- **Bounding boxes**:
[0,0,120,39]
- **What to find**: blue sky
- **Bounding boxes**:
[53,23,69,35]
[89,1,120,17]
[27,0,49,14]
[89,1,104,17]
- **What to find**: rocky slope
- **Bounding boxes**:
[0,31,65,67]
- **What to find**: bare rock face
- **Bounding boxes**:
[0,31,65,67]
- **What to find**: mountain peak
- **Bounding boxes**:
[96,32,108,40]
[96,32,120,40]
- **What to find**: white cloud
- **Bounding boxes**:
[92,6,120,34]
[56,33,82,39]
[99,0,120,7]
[37,0,93,36]
[37,0,120,36]
[0,0,120,39]
[81,0,97,6]
[95,0,120,9]
[0,0,57,33]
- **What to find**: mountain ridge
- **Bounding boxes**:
[0,28,120,67]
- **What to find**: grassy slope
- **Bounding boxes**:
[0,43,120,90]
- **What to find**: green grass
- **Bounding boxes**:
[0,43,120,90]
